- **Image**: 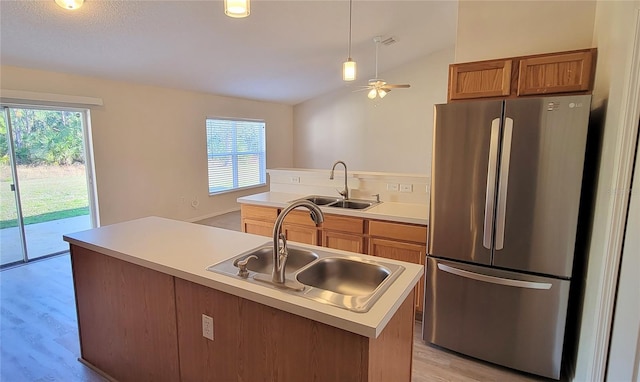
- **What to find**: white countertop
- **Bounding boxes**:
[238,192,429,225]
[63,216,424,338]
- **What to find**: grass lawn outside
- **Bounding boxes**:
[0,164,89,229]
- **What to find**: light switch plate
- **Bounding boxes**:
[400,184,413,193]
[387,183,399,192]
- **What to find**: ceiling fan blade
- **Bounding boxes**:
[352,87,372,92]
[385,84,411,89]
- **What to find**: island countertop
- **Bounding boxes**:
[63,216,423,338]
[238,191,429,225]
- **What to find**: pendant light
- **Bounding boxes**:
[54,0,84,10]
[224,0,250,18]
[342,0,356,81]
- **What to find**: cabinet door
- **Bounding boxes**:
[517,50,594,96]
[322,231,365,254]
[283,224,319,246]
[242,218,273,237]
[369,238,426,314]
[448,59,512,101]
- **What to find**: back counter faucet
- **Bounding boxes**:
[330,160,349,200]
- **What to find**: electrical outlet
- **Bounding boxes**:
[386,183,399,192]
[202,314,214,341]
[400,184,413,193]
[290,176,300,184]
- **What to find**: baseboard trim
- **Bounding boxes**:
[187,208,240,223]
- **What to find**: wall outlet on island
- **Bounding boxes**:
[202,314,214,341]
[290,176,300,184]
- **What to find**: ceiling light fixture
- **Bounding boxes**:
[342,0,356,81]
[224,0,250,18]
[364,36,410,99]
[54,0,84,10]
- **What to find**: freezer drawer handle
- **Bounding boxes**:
[483,118,501,249]
[437,263,552,290]
[495,117,514,250]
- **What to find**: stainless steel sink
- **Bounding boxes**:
[296,257,390,296]
[304,195,341,206]
[326,200,375,210]
[207,244,404,313]
[296,195,380,210]
[208,245,318,277]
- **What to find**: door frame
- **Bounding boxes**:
[0,103,100,262]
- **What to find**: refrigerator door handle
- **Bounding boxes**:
[483,118,501,249]
[437,263,552,290]
[495,117,513,250]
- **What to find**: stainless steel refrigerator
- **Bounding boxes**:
[423,94,591,380]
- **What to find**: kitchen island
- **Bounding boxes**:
[64,216,423,382]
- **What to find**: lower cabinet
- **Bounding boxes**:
[322,230,365,253]
[369,237,426,314]
[241,205,277,236]
[322,214,365,253]
[368,220,427,315]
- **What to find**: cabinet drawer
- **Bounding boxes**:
[322,214,365,234]
[281,209,319,227]
[449,59,512,101]
[369,221,427,244]
[241,205,278,221]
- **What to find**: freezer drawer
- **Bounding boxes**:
[423,257,570,380]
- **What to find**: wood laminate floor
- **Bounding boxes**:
[0,211,547,382]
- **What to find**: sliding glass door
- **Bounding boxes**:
[0,106,96,267]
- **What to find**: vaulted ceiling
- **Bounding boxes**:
[0,1,458,105]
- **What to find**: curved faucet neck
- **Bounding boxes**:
[271,200,325,284]
[330,160,349,200]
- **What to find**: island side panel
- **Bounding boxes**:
[175,277,369,382]
[366,289,415,382]
[70,245,180,382]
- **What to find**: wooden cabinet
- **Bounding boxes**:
[449,59,512,100]
[282,210,320,245]
[368,221,427,315]
[517,50,594,96]
[71,245,416,382]
[241,205,278,236]
[71,246,181,382]
[322,214,365,253]
[448,48,596,101]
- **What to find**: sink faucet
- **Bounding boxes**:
[330,160,349,200]
[272,200,324,284]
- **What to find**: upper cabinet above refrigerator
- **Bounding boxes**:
[448,48,596,102]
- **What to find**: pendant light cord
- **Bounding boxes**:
[347,0,353,59]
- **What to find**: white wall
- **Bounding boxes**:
[455,0,596,62]
[0,66,293,225]
[292,46,454,175]
[578,1,640,381]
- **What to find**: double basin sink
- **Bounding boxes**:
[207,244,404,313]
[303,195,380,210]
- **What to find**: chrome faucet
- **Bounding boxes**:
[330,160,349,200]
[271,200,324,284]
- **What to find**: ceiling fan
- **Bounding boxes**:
[359,36,411,99]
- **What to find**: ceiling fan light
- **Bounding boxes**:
[343,59,356,82]
[368,89,377,99]
[54,0,84,10]
[225,0,250,18]
[378,89,388,98]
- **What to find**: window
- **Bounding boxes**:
[206,118,266,194]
